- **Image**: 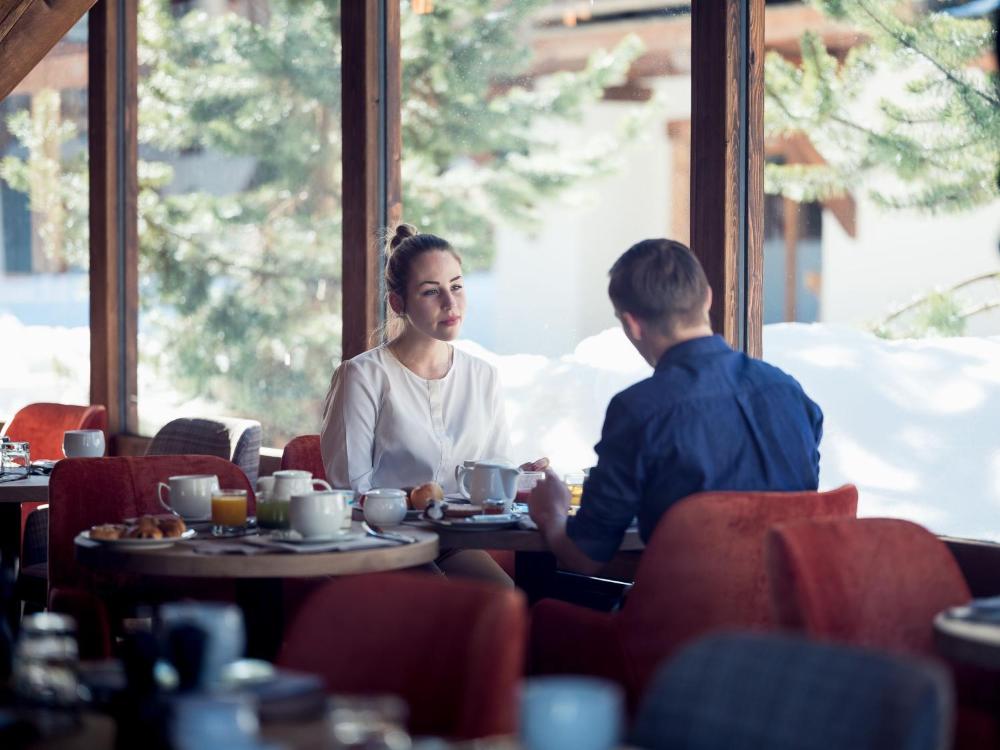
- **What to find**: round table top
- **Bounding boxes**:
[74,523,439,579]
[0,473,49,503]
[933,609,1000,671]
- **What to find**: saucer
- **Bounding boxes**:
[267,529,351,544]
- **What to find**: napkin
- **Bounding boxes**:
[243,535,398,553]
[185,540,273,556]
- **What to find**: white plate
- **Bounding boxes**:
[265,530,362,545]
[77,528,196,549]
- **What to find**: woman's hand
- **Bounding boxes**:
[519,457,550,472]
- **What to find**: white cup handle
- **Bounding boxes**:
[456,467,471,499]
[158,482,172,513]
[312,479,333,492]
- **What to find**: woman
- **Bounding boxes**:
[321,224,546,584]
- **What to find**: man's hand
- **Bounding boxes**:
[528,467,603,576]
[527,467,569,538]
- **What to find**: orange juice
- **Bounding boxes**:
[211,490,248,527]
[564,473,585,510]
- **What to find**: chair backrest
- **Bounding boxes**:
[277,572,527,740]
[279,434,325,478]
[145,417,262,486]
[4,402,108,461]
[616,485,858,697]
[630,632,953,750]
[48,455,254,590]
[767,517,971,656]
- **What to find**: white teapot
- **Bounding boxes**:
[456,461,521,507]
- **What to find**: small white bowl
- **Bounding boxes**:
[363,488,408,526]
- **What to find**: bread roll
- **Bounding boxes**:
[90,524,124,541]
[127,524,163,540]
[409,481,444,510]
[157,516,187,538]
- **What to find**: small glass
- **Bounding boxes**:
[516,471,545,507]
[482,498,506,515]
[211,489,248,536]
[256,494,290,530]
[13,613,80,733]
[564,472,585,513]
[0,438,30,477]
[327,694,411,750]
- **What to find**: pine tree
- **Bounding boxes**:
[765,0,999,214]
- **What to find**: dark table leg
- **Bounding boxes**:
[0,504,22,636]
[514,551,558,605]
[236,578,285,661]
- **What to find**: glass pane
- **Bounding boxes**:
[400,1,689,471]
[0,20,90,422]
[137,0,342,447]
[763,1,1000,537]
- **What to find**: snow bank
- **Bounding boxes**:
[5,313,999,540]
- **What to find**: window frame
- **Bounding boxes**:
[86,0,764,442]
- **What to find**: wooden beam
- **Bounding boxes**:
[88,0,138,436]
[341,1,400,359]
[0,0,99,101]
[690,0,764,355]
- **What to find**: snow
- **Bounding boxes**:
[4,313,999,541]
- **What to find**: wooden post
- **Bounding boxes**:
[88,0,138,437]
[341,0,401,359]
[690,0,764,356]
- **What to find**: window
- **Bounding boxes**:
[136,0,343,446]
[400,0,689,471]
[0,20,90,420]
[762,0,1000,538]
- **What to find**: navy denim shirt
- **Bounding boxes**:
[567,335,823,563]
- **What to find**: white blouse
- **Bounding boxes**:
[320,345,512,495]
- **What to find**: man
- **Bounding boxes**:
[529,239,823,575]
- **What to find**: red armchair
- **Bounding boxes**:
[4,402,107,461]
[48,454,255,592]
[279,434,324,476]
[529,485,858,711]
[766,517,988,749]
[766,517,971,654]
[278,572,527,740]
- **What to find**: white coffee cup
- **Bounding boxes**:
[363,488,408,526]
[255,476,275,499]
[62,429,106,458]
[520,677,623,750]
[289,491,348,539]
[271,470,332,501]
[158,474,220,521]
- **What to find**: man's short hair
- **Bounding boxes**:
[608,239,710,332]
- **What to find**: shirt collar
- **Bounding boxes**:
[654,334,731,372]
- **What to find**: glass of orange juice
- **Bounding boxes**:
[564,472,585,514]
[211,489,248,536]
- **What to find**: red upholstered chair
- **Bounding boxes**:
[529,485,858,711]
[48,455,254,593]
[766,517,970,655]
[766,517,989,749]
[278,572,527,740]
[279,434,325,476]
[4,402,108,461]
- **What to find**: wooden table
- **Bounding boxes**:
[75,523,438,578]
[75,524,438,659]
[406,518,645,603]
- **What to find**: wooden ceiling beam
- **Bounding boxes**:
[0,0,98,101]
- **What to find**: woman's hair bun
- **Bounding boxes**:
[389,223,418,252]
